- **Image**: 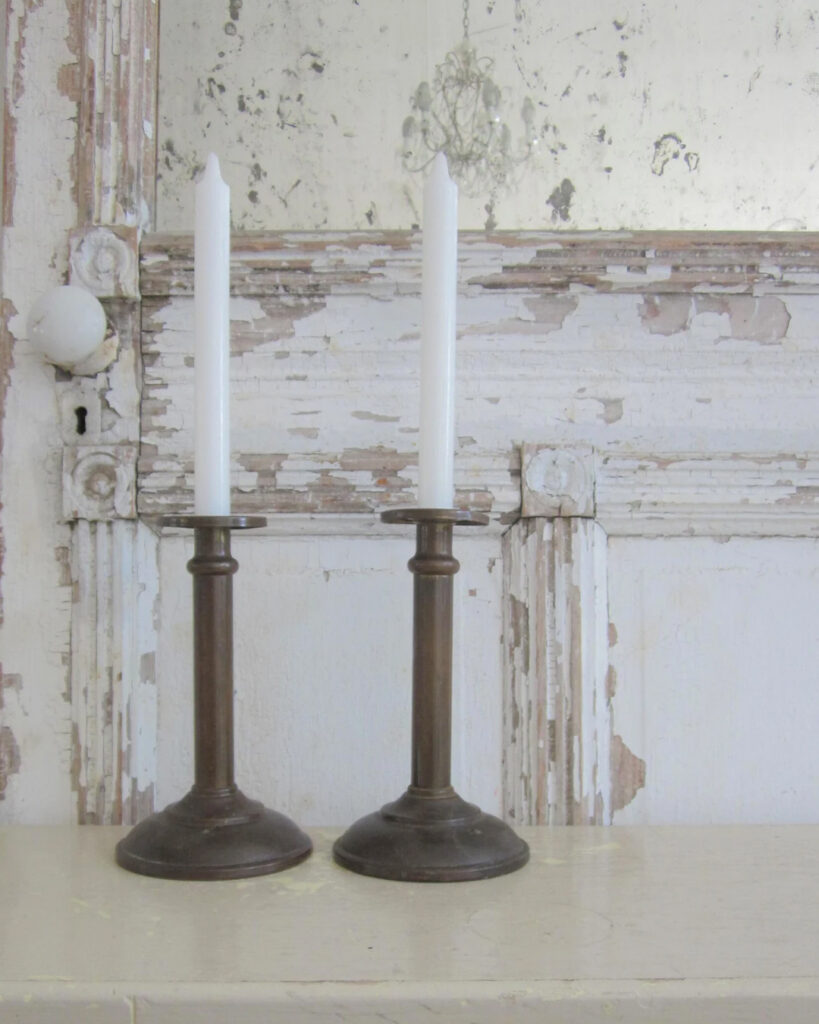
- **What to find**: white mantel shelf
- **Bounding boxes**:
[1,826,817,1023]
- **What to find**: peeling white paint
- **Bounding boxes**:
[0,0,83,822]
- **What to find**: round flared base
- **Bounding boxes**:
[115,787,312,880]
[333,788,529,882]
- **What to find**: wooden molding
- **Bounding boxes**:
[138,450,520,534]
[139,231,819,533]
[77,0,159,228]
[65,0,160,827]
[70,520,158,824]
[502,517,610,826]
[141,229,819,298]
[596,450,819,537]
[139,446,819,539]
[521,446,819,537]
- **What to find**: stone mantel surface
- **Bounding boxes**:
[0,826,817,1022]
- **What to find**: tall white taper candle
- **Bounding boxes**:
[194,153,231,515]
[418,152,458,508]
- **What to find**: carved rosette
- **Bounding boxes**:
[521,445,595,518]
[69,226,139,299]
[62,446,138,521]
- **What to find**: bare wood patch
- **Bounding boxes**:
[3,3,32,229]
[0,724,21,799]
[611,733,647,811]
[0,672,22,709]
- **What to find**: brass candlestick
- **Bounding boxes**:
[116,515,312,880]
[333,508,529,882]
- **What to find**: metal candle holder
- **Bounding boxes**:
[333,508,529,881]
[116,515,312,880]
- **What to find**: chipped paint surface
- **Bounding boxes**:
[157,1,819,231]
[598,452,819,538]
[502,517,610,825]
[0,0,83,822]
[140,233,819,530]
[1,0,159,824]
[76,0,159,227]
[70,521,159,824]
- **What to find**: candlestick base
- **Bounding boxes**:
[333,787,529,882]
[115,787,312,880]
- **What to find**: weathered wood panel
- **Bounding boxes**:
[77,0,159,229]
[141,230,819,298]
[140,232,819,534]
[502,517,610,826]
[597,452,819,537]
[1,0,160,824]
[6,0,819,833]
[58,0,160,826]
[71,519,158,824]
[522,445,819,537]
[1,0,97,823]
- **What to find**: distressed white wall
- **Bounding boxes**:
[608,537,819,824]
[157,0,819,231]
[4,0,819,828]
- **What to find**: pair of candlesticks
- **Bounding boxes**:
[115,510,529,883]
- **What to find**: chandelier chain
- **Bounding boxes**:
[462,0,470,39]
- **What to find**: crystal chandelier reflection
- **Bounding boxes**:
[401,0,537,196]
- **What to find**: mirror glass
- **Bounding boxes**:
[157,1,817,232]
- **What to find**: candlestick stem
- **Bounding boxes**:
[411,520,456,792]
[191,524,236,794]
